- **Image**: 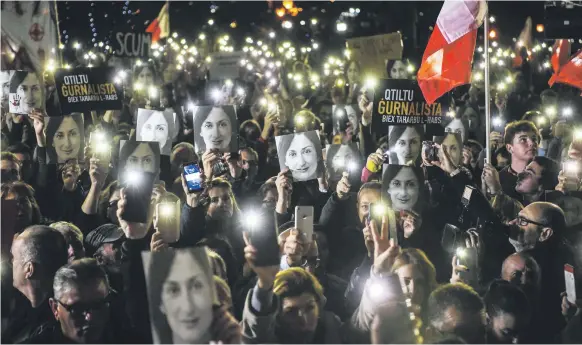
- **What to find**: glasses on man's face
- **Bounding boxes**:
[515,215,547,227]
[57,296,110,318]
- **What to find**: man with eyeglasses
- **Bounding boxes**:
[28,259,133,343]
[2,226,68,343]
[507,201,575,342]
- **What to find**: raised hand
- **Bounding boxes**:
[482,163,502,194]
[336,172,351,200]
[150,231,170,252]
[28,109,46,146]
[180,174,206,208]
[202,150,221,180]
[370,215,401,275]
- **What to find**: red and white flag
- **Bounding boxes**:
[549,39,582,92]
[417,0,487,104]
[146,3,170,43]
[1,1,59,73]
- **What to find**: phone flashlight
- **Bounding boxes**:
[564,160,579,176]
[562,107,573,117]
[244,210,261,230]
[159,203,175,217]
[225,79,233,87]
[493,116,503,127]
[537,116,546,126]
[295,115,305,125]
[188,102,196,111]
[236,87,245,96]
[575,129,582,140]
[134,82,143,91]
[347,161,359,172]
[456,247,467,259]
[211,88,222,101]
[94,142,111,154]
[364,77,378,90]
[259,98,267,107]
[267,102,277,112]
[545,106,557,117]
[118,70,127,79]
[124,170,142,186]
[372,203,387,218]
[148,86,158,99]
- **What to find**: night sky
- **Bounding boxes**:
[57,1,546,57]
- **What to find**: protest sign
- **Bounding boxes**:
[373,79,447,129]
[208,51,244,81]
[112,32,152,58]
[54,67,123,114]
[346,32,403,78]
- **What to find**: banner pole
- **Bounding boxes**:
[484,5,491,164]
[53,0,63,65]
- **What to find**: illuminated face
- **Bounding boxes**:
[280,292,319,334]
[357,189,381,224]
[515,161,542,194]
[53,116,81,163]
[141,111,169,151]
[160,251,213,343]
[441,133,462,166]
[331,144,355,175]
[507,131,538,163]
[346,106,359,133]
[394,263,426,307]
[127,143,156,173]
[16,73,42,113]
[390,60,407,79]
[207,186,234,219]
[445,119,467,143]
[387,167,419,211]
[200,108,232,152]
[285,133,318,181]
[1,71,11,103]
[488,312,524,344]
[346,62,360,85]
[137,67,154,86]
[392,127,421,165]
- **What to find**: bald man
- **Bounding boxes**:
[3,225,68,343]
[501,253,541,299]
[507,201,566,252]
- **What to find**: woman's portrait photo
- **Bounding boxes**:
[325,143,362,180]
[9,71,43,114]
[118,140,161,176]
[442,114,469,144]
[44,113,85,164]
[438,132,463,167]
[387,125,424,166]
[142,247,216,344]
[332,104,359,135]
[193,105,238,153]
[136,108,177,155]
[275,130,323,182]
[382,164,424,212]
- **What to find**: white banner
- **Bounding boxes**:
[1,1,58,72]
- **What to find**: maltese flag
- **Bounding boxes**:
[417,0,487,104]
[549,39,582,92]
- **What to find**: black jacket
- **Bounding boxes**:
[1,287,54,344]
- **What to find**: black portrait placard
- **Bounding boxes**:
[54,67,123,114]
[111,32,152,58]
[372,79,448,128]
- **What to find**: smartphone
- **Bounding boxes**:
[368,203,384,235]
[563,160,579,179]
[457,246,479,285]
[90,131,112,167]
[120,171,156,223]
[565,264,577,304]
[183,162,204,193]
[422,141,439,162]
[249,211,280,267]
[295,206,314,242]
[387,207,398,246]
[461,185,475,207]
[156,201,181,243]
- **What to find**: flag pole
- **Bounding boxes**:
[484,6,491,164]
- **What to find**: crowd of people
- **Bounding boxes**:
[1,11,582,344]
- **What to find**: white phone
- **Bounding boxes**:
[565,264,577,304]
[295,206,314,243]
